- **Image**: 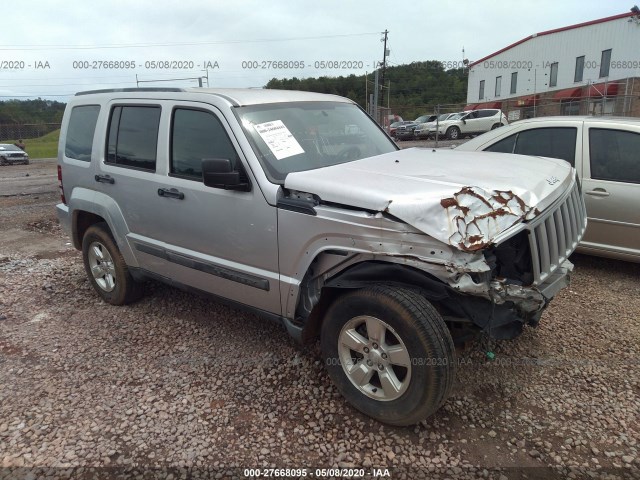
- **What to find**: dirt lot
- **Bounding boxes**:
[0,157,639,480]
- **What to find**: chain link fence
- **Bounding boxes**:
[0,123,61,142]
[496,94,636,121]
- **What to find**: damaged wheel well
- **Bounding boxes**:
[296,260,460,344]
[296,259,533,343]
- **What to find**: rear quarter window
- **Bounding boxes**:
[485,134,516,153]
[65,105,101,161]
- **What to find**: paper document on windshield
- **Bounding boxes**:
[254,120,305,160]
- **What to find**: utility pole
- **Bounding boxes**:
[379,30,389,115]
[373,70,379,121]
[365,71,368,112]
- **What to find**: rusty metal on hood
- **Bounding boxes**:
[284,148,572,252]
[439,186,540,252]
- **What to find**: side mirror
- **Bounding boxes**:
[202,158,250,191]
[462,118,467,124]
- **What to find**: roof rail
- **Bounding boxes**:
[75,87,186,96]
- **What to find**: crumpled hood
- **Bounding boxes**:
[284,148,574,251]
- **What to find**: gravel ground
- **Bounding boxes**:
[1,162,639,480]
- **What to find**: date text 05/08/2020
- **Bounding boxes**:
[243,467,392,478]
[71,60,220,70]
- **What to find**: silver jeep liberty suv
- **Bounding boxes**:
[57,88,586,425]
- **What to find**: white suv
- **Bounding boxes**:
[429,109,508,140]
[414,112,460,139]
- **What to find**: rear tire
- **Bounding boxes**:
[321,285,456,426]
[82,223,142,305]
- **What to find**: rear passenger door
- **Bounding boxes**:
[476,110,496,132]
[94,102,167,273]
[581,125,640,259]
[460,111,479,134]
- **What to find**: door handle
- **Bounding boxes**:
[94,174,115,184]
[157,188,185,200]
[585,188,609,197]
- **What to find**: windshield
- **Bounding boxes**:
[448,113,465,120]
[437,114,452,121]
[414,115,432,123]
[236,101,397,183]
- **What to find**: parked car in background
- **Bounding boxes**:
[389,120,415,137]
[396,114,437,140]
[0,144,29,165]
[429,109,508,140]
[457,116,640,262]
[414,112,460,139]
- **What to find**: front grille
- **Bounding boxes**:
[527,179,587,285]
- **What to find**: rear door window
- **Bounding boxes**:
[477,110,496,118]
[106,106,161,171]
[65,105,100,161]
[514,127,577,164]
[484,127,577,165]
[589,128,640,183]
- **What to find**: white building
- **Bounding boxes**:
[465,10,640,119]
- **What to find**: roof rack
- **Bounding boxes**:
[75,87,186,96]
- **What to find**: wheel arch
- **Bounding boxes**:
[68,189,137,266]
[298,260,453,344]
[72,210,106,249]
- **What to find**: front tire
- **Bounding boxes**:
[82,223,142,305]
[321,285,455,426]
[446,126,460,140]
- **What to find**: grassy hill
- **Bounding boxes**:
[7,129,59,159]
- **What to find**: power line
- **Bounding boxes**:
[0,32,380,51]
[0,94,73,98]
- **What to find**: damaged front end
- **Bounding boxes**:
[287,175,586,343]
[450,180,587,339]
[427,177,585,339]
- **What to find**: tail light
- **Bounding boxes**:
[57,165,67,205]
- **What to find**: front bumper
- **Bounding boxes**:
[395,130,416,139]
[0,157,29,165]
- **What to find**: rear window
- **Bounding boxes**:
[65,105,100,161]
[106,106,160,171]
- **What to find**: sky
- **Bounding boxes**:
[0,0,633,101]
